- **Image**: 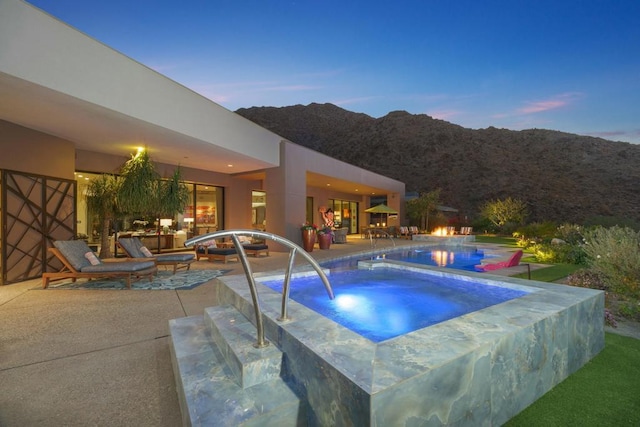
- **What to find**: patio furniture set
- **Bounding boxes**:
[42,235,270,288]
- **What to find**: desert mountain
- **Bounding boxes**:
[236,103,640,224]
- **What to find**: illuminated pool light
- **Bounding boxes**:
[263,267,526,342]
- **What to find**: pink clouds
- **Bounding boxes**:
[517,92,583,114]
[518,100,567,114]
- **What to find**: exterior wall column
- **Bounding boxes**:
[264,141,307,250]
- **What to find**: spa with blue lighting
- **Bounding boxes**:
[169,251,604,426]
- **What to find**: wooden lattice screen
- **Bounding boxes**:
[1,170,76,285]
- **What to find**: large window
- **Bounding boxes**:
[76,172,224,249]
[329,199,359,234]
[306,196,314,226]
[252,190,266,230]
[185,184,224,237]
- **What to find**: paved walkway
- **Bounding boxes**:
[0,237,636,426]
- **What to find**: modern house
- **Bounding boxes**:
[0,0,405,284]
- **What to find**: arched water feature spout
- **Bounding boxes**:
[185,230,334,348]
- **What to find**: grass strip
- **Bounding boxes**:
[505,333,640,426]
[474,235,519,246]
[514,263,582,282]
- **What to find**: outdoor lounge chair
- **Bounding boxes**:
[242,243,269,257]
[194,239,239,263]
[333,227,348,244]
[475,250,530,279]
[43,240,157,289]
[117,237,194,274]
[460,226,473,235]
[194,237,269,262]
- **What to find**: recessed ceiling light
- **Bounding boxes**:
[327,183,331,186]
[227,164,233,167]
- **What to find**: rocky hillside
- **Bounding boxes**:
[236,103,640,224]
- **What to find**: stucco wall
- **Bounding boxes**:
[271,141,405,246]
[0,120,74,179]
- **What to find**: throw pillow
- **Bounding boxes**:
[139,246,153,257]
[84,251,101,265]
[238,235,252,245]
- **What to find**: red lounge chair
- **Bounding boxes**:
[476,250,530,278]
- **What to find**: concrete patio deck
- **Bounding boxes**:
[0,236,634,426]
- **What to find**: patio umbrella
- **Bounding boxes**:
[365,203,398,225]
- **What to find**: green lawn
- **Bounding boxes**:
[514,263,582,282]
[474,235,640,425]
[505,333,640,426]
[474,234,519,246]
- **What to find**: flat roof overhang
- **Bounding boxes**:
[0,1,281,173]
[236,170,399,198]
[306,171,394,196]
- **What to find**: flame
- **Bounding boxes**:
[432,227,454,236]
[431,250,455,267]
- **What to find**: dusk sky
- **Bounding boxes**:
[28,0,640,144]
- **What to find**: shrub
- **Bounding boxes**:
[555,223,585,245]
[582,226,640,300]
[471,217,498,234]
[514,221,557,248]
[531,242,587,264]
[566,268,608,290]
[584,215,640,231]
[515,222,587,264]
[567,269,623,325]
[604,309,618,327]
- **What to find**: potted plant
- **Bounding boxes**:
[317,226,333,250]
[300,222,317,252]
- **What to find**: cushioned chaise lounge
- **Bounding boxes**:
[242,243,269,257]
[195,244,239,263]
[117,237,194,274]
[475,250,530,279]
[194,235,269,262]
[43,240,157,289]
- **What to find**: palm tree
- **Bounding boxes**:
[85,174,120,258]
[118,150,190,252]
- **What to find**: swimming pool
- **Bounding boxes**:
[321,245,496,272]
[262,267,527,342]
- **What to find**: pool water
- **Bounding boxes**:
[322,245,495,272]
[262,267,527,342]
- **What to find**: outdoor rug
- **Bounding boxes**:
[44,269,231,290]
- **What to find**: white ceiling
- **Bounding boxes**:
[0,72,276,174]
